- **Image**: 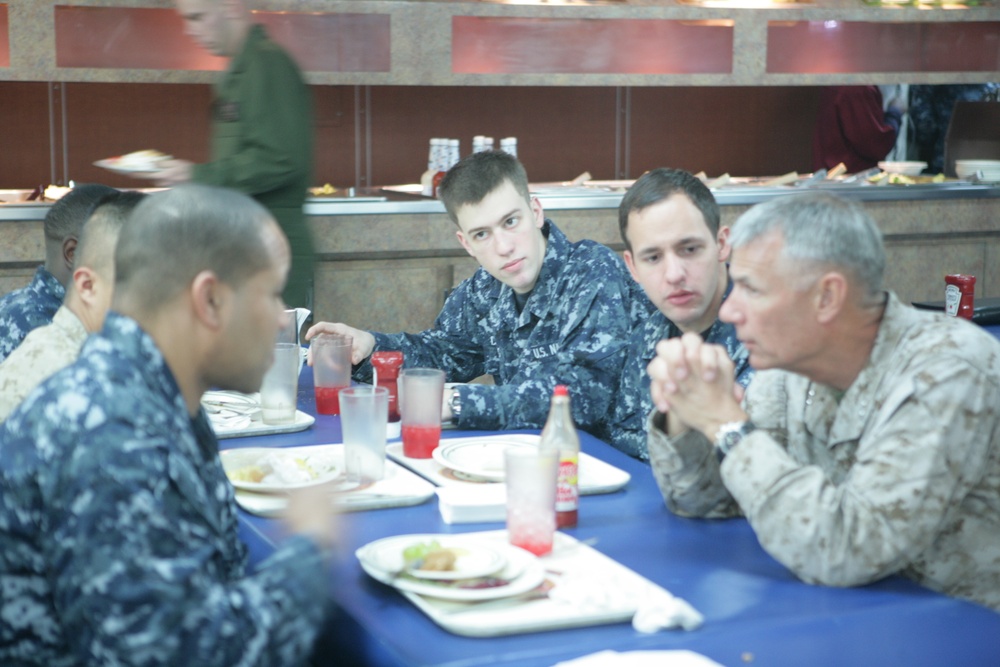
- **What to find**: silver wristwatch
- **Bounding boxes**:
[449,388,462,420]
[714,421,756,463]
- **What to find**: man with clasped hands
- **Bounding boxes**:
[647,191,1000,611]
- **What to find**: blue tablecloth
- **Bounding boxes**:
[230,370,1000,667]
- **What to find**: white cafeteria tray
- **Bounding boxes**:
[386,530,671,637]
[228,445,436,516]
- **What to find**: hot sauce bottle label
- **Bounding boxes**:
[555,457,579,512]
[945,284,962,317]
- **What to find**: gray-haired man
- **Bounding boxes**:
[647,191,1000,611]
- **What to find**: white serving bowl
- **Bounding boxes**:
[955,159,1000,181]
[878,161,927,176]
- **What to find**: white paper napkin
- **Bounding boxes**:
[631,585,704,633]
[552,650,722,667]
[435,485,506,524]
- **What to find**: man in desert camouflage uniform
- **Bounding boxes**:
[0,185,334,664]
[0,183,117,362]
[0,191,144,422]
[603,168,752,461]
[307,150,632,433]
[646,192,1000,611]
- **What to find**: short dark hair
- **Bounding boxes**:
[114,185,277,315]
[43,183,119,242]
[76,191,147,276]
[618,168,720,251]
[437,151,531,226]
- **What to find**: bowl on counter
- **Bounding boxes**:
[955,160,1000,182]
[878,161,927,176]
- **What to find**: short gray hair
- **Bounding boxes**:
[729,192,885,295]
[114,185,277,314]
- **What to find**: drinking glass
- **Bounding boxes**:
[312,333,353,415]
[504,447,558,556]
[259,342,300,424]
[339,385,389,485]
[398,368,445,458]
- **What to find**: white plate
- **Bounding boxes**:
[94,157,172,175]
[219,444,357,493]
[357,534,544,601]
[361,535,507,581]
[432,437,537,482]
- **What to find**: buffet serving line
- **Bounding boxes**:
[220,366,1000,667]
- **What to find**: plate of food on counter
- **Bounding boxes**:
[95,149,172,175]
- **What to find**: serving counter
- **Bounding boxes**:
[1,182,998,333]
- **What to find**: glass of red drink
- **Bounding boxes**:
[504,448,558,556]
[398,368,445,458]
[311,333,353,415]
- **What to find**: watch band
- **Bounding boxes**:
[449,388,462,420]
[714,420,756,463]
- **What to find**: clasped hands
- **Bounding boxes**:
[647,332,748,441]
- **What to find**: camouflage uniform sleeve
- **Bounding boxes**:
[646,410,743,518]
[353,278,488,384]
[456,262,630,432]
[601,332,651,460]
[723,354,1000,588]
[51,429,327,666]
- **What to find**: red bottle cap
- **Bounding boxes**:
[553,385,569,397]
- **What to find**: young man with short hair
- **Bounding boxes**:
[604,168,751,460]
[307,151,633,433]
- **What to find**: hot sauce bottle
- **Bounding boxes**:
[539,385,579,528]
[370,351,404,422]
[945,274,976,320]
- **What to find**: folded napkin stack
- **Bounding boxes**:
[435,485,507,524]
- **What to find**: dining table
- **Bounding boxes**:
[224,368,1000,667]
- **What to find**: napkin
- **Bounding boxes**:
[631,585,704,633]
[435,485,506,524]
[551,650,722,667]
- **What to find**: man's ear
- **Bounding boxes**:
[716,226,732,263]
[530,197,545,229]
[455,230,475,259]
[190,270,227,330]
[72,266,98,303]
[623,250,640,283]
[62,236,78,272]
[815,271,848,325]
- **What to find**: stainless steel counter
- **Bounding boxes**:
[5,182,996,221]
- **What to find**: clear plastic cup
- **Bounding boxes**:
[398,368,445,458]
[259,342,300,424]
[339,385,389,485]
[504,447,558,556]
[312,333,353,415]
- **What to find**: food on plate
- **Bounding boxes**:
[116,149,170,167]
[402,540,458,572]
[225,451,339,486]
[311,183,338,196]
[43,185,72,201]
